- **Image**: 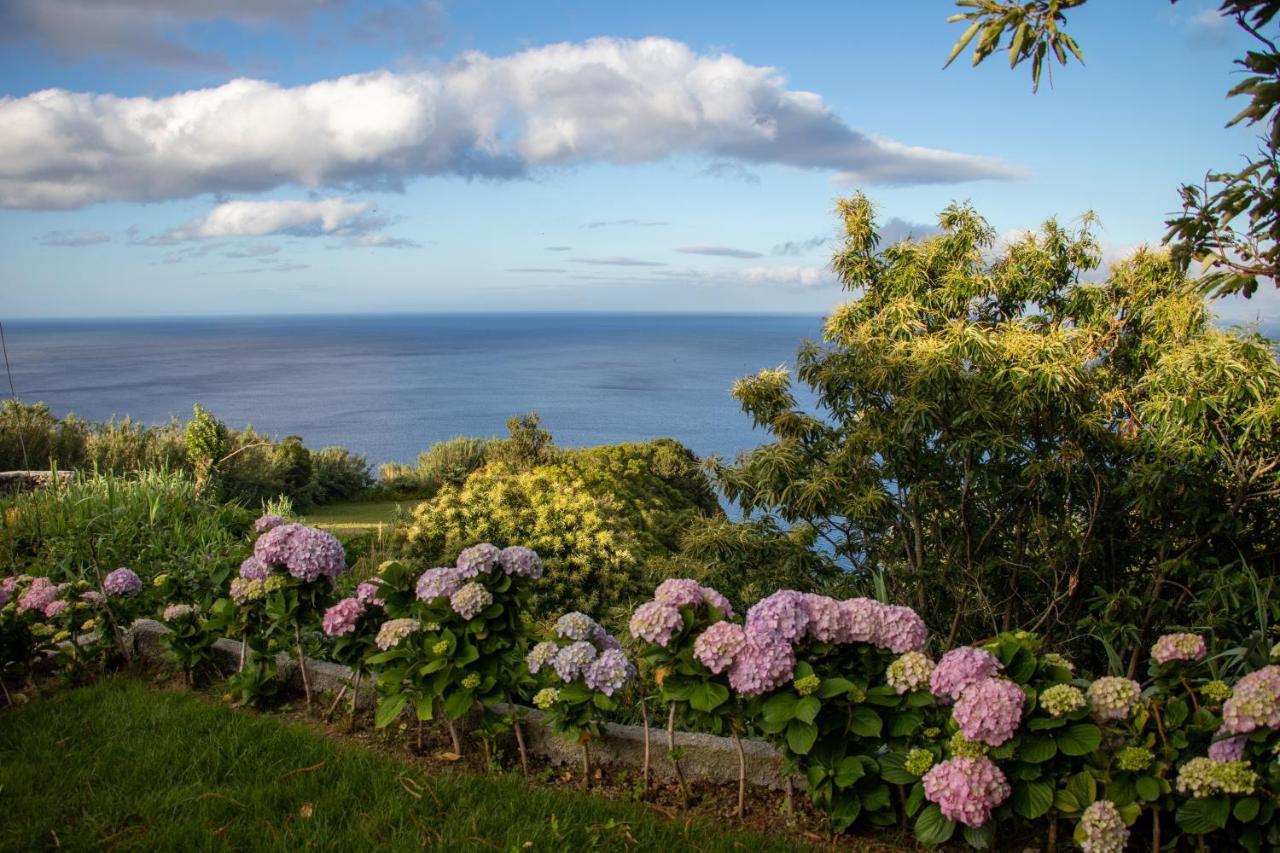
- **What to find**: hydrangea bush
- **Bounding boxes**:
[367,543,543,763]
[529,608,634,786]
[159,601,217,685]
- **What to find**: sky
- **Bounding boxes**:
[0,0,1275,323]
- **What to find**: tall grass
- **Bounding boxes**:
[1,470,252,603]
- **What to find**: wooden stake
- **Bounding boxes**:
[294,623,311,714]
[667,702,689,804]
[513,719,529,777]
[732,730,746,820]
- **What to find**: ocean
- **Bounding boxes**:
[2,314,823,468]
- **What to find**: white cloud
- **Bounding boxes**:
[37,229,109,246]
[0,37,1025,209]
[677,245,762,259]
[739,265,836,288]
[573,256,667,267]
[155,198,383,242]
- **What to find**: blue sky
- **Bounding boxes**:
[1,0,1274,322]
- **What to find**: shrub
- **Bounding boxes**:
[308,446,373,504]
[379,436,493,497]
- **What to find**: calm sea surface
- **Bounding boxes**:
[3,314,823,467]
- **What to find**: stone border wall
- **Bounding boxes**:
[124,620,789,790]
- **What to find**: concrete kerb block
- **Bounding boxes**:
[125,620,790,790]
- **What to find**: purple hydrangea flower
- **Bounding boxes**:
[693,621,747,675]
[1208,732,1248,762]
[103,567,142,598]
[628,601,683,647]
[449,581,493,620]
[455,543,500,578]
[584,648,636,696]
[356,580,385,607]
[281,526,347,582]
[745,590,809,643]
[322,597,364,637]
[953,678,1026,747]
[922,757,1011,828]
[553,641,598,682]
[930,647,1004,702]
[254,522,302,566]
[877,604,928,653]
[728,627,796,696]
[654,578,704,608]
[416,567,464,602]
[592,623,624,652]
[239,556,270,581]
[254,514,284,533]
[79,590,104,607]
[497,545,544,579]
[555,611,599,641]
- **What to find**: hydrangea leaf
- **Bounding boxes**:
[1176,796,1231,834]
[1056,722,1101,756]
[913,804,956,846]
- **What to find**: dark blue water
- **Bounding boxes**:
[3,314,823,467]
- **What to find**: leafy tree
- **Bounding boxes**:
[183,403,230,497]
[713,194,1280,668]
[945,0,1280,297]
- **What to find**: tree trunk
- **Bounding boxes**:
[667,702,689,803]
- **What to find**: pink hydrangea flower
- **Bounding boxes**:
[694,621,747,675]
[254,514,284,533]
[1221,665,1280,735]
[728,627,796,696]
[803,594,846,643]
[449,581,493,620]
[886,651,936,694]
[922,756,1011,828]
[629,601,683,647]
[1078,800,1128,853]
[745,590,809,643]
[1087,677,1142,723]
[954,678,1026,747]
[654,578,704,608]
[700,586,735,617]
[17,577,60,614]
[322,597,364,637]
[930,647,1003,702]
[839,597,883,644]
[375,618,419,650]
[43,599,68,619]
[355,580,384,606]
[103,567,142,597]
[877,604,928,653]
[1151,633,1207,665]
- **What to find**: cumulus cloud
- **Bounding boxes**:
[150,198,386,243]
[0,0,342,68]
[37,229,109,246]
[677,245,762,258]
[0,37,1025,209]
[739,265,836,288]
[573,256,667,267]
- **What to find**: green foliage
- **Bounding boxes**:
[404,438,720,620]
[308,446,374,504]
[714,194,1280,668]
[944,0,1085,92]
[183,403,230,495]
[378,435,492,497]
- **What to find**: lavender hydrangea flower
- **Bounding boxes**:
[455,543,500,578]
[526,640,559,675]
[922,756,1011,828]
[375,618,420,651]
[629,601,683,647]
[1087,677,1142,723]
[553,641,598,682]
[239,556,271,581]
[449,581,493,620]
[930,646,1003,702]
[1151,632,1207,666]
[584,648,636,696]
[254,522,302,566]
[693,621,747,675]
[1221,665,1280,734]
[700,586,735,617]
[103,567,142,597]
[355,580,385,607]
[954,678,1026,747]
[592,623,624,652]
[497,545,544,579]
[281,526,347,582]
[555,611,599,641]
[1208,731,1248,762]
[877,604,928,653]
[654,578,704,608]
[803,594,846,643]
[1078,800,1129,853]
[254,514,284,533]
[79,590,104,607]
[839,597,883,644]
[416,567,465,602]
[728,627,796,696]
[322,597,364,637]
[745,590,809,643]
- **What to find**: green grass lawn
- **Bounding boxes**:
[0,678,810,852]
[302,499,423,532]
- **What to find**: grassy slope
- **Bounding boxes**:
[303,500,423,531]
[0,678,806,852]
